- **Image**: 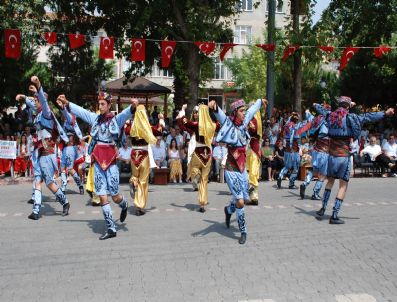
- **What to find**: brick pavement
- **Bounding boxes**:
[0,178,396,302]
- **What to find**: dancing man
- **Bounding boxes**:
[177,102,217,213]
[58,93,137,239]
[299,104,330,200]
[314,97,394,224]
[57,101,84,195]
[18,76,70,220]
[209,98,268,244]
[277,111,313,190]
[129,105,164,216]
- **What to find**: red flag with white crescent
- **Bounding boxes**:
[282,45,300,62]
[5,29,21,59]
[68,33,86,49]
[194,41,216,56]
[44,32,57,45]
[318,45,334,54]
[255,44,276,52]
[99,37,114,59]
[374,46,391,58]
[161,40,176,68]
[339,47,359,71]
[220,43,237,61]
[131,38,146,61]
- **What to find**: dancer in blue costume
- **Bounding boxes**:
[19,76,70,220]
[299,104,330,200]
[57,99,84,195]
[277,111,313,190]
[314,96,394,224]
[58,93,138,240]
[209,98,268,244]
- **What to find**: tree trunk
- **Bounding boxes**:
[292,0,302,114]
[185,45,200,114]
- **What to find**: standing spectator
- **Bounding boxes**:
[0,135,13,177]
[267,116,280,148]
[151,106,159,125]
[212,142,227,182]
[14,134,29,177]
[168,138,183,183]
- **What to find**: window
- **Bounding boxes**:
[265,0,284,13]
[149,61,173,78]
[240,0,253,11]
[234,25,252,44]
[213,59,232,80]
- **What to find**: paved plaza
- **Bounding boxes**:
[0,177,396,302]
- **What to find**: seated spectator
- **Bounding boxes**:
[382,134,397,176]
[152,136,167,168]
[273,140,285,178]
[0,135,13,177]
[299,137,312,167]
[168,138,183,183]
[261,138,275,181]
[212,142,227,182]
[360,135,396,177]
[14,134,29,177]
[117,139,132,173]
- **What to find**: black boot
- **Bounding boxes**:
[86,190,93,198]
[79,186,84,195]
[198,207,206,213]
[224,206,231,228]
[300,184,306,199]
[329,216,345,224]
[311,194,321,200]
[62,203,70,216]
[316,207,325,217]
[120,207,128,222]
[239,233,247,244]
[277,178,282,189]
[27,198,34,204]
[99,229,117,240]
[28,212,39,220]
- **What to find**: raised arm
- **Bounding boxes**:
[30,76,52,119]
[115,98,139,127]
[16,94,35,110]
[243,98,264,128]
[296,110,314,136]
[67,102,97,125]
[313,103,329,116]
[208,101,228,125]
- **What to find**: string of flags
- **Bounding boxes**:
[2,28,396,71]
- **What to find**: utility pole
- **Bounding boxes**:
[292,0,302,114]
[266,0,276,117]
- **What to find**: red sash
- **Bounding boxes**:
[92,144,117,171]
[314,137,330,153]
[226,146,246,173]
[329,138,350,157]
[194,146,212,166]
[130,149,148,167]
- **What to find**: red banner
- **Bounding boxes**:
[220,43,237,61]
[99,37,114,59]
[340,47,359,71]
[255,44,276,52]
[194,41,216,56]
[44,32,57,45]
[68,34,86,49]
[282,45,300,62]
[161,40,176,68]
[131,38,146,61]
[318,45,334,53]
[4,29,21,59]
[374,46,391,58]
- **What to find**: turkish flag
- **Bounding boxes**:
[131,38,146,61]
[340,47,359,71]
[318,45,334,54]
[99,37,114,59]
[194,41,216,56]
[68,33,86,49]
[282,45,300,62]
[255,44,276,52]
[374,46,391,58]
[220,43,237,61]
[161,40,176,68]
[44,32,57,45]
[5,29,21,59]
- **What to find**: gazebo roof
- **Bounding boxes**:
[105,76,171,97]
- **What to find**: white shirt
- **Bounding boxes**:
[118,146,132,160]
[362,144,381,161]
[382,141,397,158]
[152,144,166,161]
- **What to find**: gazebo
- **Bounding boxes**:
[104,76,172,117]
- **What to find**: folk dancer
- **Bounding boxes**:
[277,111,313,190]
[129,105,164,216]
[58,93,137,239]
[177,102,217,213]
[246,108,262,205]
[23,76,70,220]
[314,97,394,224]
[209,98,268,244]
[299,104,330,200]
[57,102,84,194]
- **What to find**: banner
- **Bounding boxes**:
[0,140,17,159]
[4,29,21,59]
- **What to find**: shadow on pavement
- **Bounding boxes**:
[170,202,197,211]
[60,219,129,235]
[191,219,239,240]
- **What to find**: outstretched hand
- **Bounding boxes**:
[208,100,217,110]
[15,94,26,102]
[31,76,41,90]
[57,94,68,107]
[385,107,395,116]
[262,98,268,107]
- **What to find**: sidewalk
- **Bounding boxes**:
[0,176,33,186]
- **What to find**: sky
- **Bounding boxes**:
[312,0,332,24]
